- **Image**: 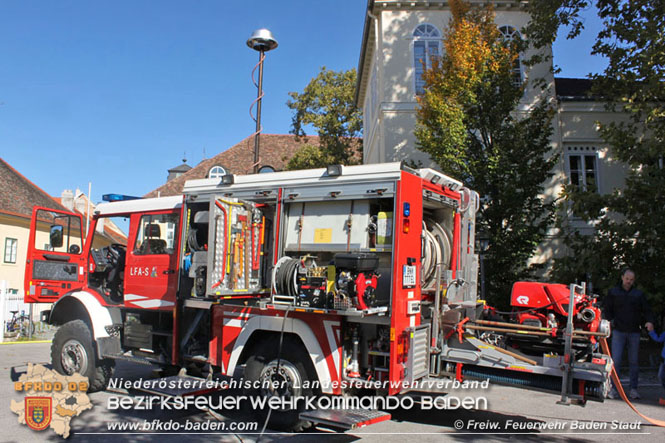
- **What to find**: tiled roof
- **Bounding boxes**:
[145,134,322,198]
[100,224,128,244]
[0,158,69,219]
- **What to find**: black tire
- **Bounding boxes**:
[244,336,318,432]
[51,320,114,392]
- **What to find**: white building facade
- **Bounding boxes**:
[354,0,627,263]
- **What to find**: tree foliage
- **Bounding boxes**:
[524,0,590,71]
[415,0,557,307]
[538,1,665,319]
[285,67,362,170]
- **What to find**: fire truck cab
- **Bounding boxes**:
[24,162,611,429]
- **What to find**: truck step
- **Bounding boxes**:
[300,408,391,430]
[132,375,225,397]
[104,353,162,366]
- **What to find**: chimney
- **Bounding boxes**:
[74,188,87,215]
[61,190,74,211]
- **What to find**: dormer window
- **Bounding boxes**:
[208,165,227,179]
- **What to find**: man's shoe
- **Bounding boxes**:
[607,389,618,399]
[629,389,640,399]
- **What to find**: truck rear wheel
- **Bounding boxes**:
[244,337,317,432]
[51,319,114,392]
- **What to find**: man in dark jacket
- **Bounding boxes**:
[604,268,654,399]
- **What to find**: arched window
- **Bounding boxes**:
[208,165,226,179]
[258,165,275,173]
[499,25,523,87]
[413,24,441,95]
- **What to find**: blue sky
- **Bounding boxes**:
[1,1,606,203]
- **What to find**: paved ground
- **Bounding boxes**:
[2,341,664,442]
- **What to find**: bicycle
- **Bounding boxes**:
[5,310,35,338]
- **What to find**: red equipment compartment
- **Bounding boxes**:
[511,281,571,313]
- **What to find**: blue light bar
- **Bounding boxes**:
[102,194,141,202]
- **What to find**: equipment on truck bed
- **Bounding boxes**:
[23,162,611,431]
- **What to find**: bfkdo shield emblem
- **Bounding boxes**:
[25,397,52,431]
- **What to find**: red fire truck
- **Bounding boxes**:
[24,162,611,430]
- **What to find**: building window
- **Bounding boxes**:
[208,165,226,179]
[566,146,599,192]
[258,165,275,173]
[498,25,523,87]
[4,238,17,264]
[413,24,441,95]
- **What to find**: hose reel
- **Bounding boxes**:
[272,253,381,310]
[272,256,300,297]
[421,217,452,288]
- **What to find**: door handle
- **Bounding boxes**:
[163,269,176,275]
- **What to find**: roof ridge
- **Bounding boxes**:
[143,133,329,198]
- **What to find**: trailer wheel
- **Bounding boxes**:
[51,320,114,392]
[244,337,317,432]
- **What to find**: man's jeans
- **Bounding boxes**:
[611,330,641,390]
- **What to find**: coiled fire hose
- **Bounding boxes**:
[421,218,452,288]
[272,257,300,297]
[599,337,665,427]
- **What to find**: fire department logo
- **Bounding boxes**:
[11,364,92,438]
[25,397,52,431]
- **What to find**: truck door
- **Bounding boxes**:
[25,207,86,303]
[123,210,181,310]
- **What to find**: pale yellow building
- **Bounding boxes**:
[0,158,72,321]
[354,0,628,264]
[0,159,127,323]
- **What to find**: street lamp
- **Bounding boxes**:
[247,28,278,174]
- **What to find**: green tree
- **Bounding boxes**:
[543,0,665,320]
[286,67,362,170]
[415,0,557,307]
[524,0,590,73]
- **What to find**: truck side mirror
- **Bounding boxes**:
[50,225,64,248]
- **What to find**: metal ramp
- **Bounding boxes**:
[300,408,391,430]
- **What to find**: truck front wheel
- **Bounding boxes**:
[51,319,114,392]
